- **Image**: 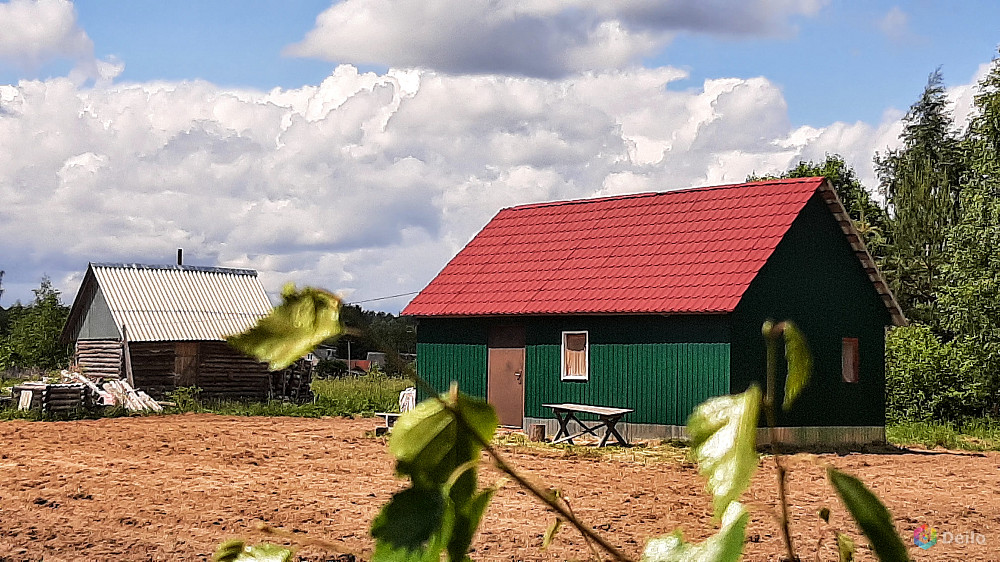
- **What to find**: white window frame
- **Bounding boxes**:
[561,330,589,381]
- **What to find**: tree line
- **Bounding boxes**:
[755,54,1000,423]
[0,277,71,374]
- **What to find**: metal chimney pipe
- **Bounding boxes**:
[177,248,183,266]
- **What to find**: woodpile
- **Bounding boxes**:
[73,339,122,378]
[11,370,164,414]
[270,359,314,403]
[12,382,89,412]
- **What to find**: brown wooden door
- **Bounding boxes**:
[174,342,199,387]
[487,326,525,427]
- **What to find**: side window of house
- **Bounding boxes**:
[561,331,589,380]
[842,337,859,383]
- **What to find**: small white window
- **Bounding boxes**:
[842,338,859,383]
[561,331,589,380]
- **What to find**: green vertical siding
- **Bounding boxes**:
[525,342,729,425]
[416,342,487,399]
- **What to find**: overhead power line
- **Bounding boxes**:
[347,291,420,305]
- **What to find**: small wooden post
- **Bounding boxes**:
[122,324,135,387]
[529,424,546,442]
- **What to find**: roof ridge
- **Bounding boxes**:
[502,177,824,212]
[90,262,258,276]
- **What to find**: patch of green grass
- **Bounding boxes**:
[0,405,129,422]
[161,372,412,418]
[312,373,411,415]
[887,419,1000,451]
[0,372,413,422]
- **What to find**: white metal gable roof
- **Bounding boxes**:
[90,263,273,342]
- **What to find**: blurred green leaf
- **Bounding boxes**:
[828,468,910,562]
[642,501,748,562]
[389,392,498,487]
[447,488,495,561]
[371,487,450,561]
[819,507,831,523]
[212,540,293,562]
[542,518,563,550]
[836,532,856,562]
[687,386,761,518]
[227,284,342,371]
[782,322,812,411]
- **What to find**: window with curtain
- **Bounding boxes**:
[562,331,588,380]
[842,337,859,383]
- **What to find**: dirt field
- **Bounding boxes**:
[0,414,997,561]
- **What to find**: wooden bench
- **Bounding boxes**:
[374,412,401,435]
[542,403,634,447]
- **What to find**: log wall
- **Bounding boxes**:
[195,341,270,401]
[74,339,122,379]
[129,342,176,398]
[128,340,270,401]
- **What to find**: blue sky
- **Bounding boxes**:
[0,0,998,310]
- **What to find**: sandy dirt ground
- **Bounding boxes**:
[0,414,998,561]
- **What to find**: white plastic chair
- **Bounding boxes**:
[399,387,417,413]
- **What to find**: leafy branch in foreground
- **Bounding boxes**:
[404,378,633,561]
[371,383,498,561]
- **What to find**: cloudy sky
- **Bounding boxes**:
[1,0,998,312]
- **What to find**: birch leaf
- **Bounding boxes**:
[642,502,749,562]
[782,321,812,411]
[212,540,293,562]
[687,386,761,518]
[227,284,342,371]
[542,518,563,550]
[836,532,856,562]
[828,468,910,562]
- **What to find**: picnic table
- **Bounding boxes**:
[542,403,634,447]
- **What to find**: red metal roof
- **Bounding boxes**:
[403,177,827,316]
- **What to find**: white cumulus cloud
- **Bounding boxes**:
[286,0,826,77]
[0,61,926,311]
[0,0,105,79]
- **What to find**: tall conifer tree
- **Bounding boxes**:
[876,69,964,325]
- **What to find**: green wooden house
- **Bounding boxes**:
[402,178,905,444]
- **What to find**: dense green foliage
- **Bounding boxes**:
[887,419,1000,451]
[876,70,965,325]
[884,325,982,423]
[885,54,1000,423]
[336,304,416,375]
[0,277,70,372]
[749,154,891,261]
